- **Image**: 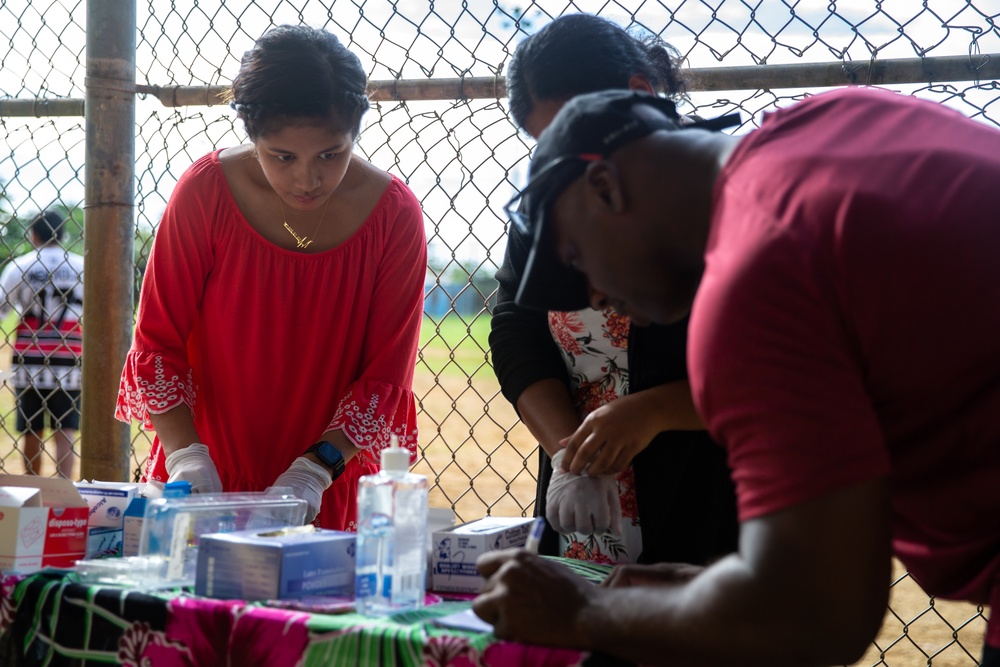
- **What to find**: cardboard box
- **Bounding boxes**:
[195,526,356,601]
[0,475,89,572]
[122,497,147,557]
[86,526,123,558]
[75,481,142,529]
[431,517,534,593]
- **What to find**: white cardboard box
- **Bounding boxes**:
[74,481,143,529]
[430,517,534,594]
[0,475,89,572]
[122,497,147,557]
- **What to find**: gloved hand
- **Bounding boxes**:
[164,443,223,494]
[545,449,622,536]
[271,457,333,523]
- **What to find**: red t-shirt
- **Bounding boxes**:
[116,150,427,530]
[690,88,1000,643]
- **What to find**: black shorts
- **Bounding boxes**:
[16,387,81,433]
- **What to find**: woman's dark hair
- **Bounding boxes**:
[31,210,64,244]
[229,25,370,140]
[506,14,686,132]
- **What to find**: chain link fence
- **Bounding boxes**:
[1,1,997,664]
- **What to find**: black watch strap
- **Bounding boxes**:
[305,441,346,480]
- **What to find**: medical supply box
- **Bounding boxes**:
[75,481,142,529]
[0,475,88,572]
[430,516,534,594]
[74,480,143,558]
[195,526,356,600]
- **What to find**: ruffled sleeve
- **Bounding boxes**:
[326,179,425,462]
[115,153,219,428]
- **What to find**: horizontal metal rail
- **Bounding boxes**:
[1,53,996,117]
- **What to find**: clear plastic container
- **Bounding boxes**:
[74,555,165,586]
[137,490,307,589]
[355,437,429,615]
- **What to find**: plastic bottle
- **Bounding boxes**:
[355,435,429,615]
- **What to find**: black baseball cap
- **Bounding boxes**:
[506,89,739,312]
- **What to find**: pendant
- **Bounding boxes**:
[284,222,313,249]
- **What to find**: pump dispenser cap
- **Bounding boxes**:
[381,434,411,472]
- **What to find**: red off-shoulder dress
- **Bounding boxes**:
[116,150,426,530]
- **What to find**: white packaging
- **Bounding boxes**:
[122,497,147,557]
[430,517,534,594]
[0,476,89,572]
[75,481,142,529]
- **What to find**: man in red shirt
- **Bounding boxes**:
[474,87,1000,666]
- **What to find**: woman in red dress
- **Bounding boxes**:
[116,25,426,530]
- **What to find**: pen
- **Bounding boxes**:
[524,517,545,554]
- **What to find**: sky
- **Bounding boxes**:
[1,0,998,269]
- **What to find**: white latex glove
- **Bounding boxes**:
[164,443,223,494]
[271,457,333,523]
[545,449,622,536]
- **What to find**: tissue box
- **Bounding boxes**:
[430,517,534,593]
[75,481,142,529]
[0,475,89,572]
[195,527,356,600]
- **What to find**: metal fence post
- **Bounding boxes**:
[81,0,136,481]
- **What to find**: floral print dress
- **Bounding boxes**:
[548,308,642,564]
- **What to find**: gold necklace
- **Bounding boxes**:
[278,195,331,249]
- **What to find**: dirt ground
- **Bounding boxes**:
[0,364,987,666]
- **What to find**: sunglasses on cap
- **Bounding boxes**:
[503,153,602,238]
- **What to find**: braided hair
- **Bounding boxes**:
[228,25,370,140]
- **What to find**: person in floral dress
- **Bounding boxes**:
[491,14,738,565]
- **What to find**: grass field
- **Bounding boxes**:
[0,312,987,665]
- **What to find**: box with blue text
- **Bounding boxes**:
[195,526,356,601]
[430,517,534,594]
[74,481,142,529]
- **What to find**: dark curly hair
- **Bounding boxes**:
[506,14,686,133]
[228,25,370,140]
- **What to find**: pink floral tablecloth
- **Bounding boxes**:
[1,559,626,667]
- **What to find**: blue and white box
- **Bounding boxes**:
[431,517,534,593]
[122,497,147,557]
[86,526,123,558]
[195,526,356,601]
[75,481,142,529]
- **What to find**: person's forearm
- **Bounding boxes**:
[515,378,582,457]
[579,556,813,666]
[148,405,202,456]
[625,379,704,432]
[576,481,891,666]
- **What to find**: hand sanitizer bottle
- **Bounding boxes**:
[355,435,429,615]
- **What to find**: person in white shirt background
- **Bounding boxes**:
[0,209,84,478]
